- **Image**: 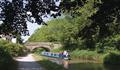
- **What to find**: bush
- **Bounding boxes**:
[70,49,101,61]
[96,34,120,53]
[5,43,26,56]
[0,39,26,67]
[0,39,9,45]
[0,39,26,57]
[103,52,120,64]
[0,44,13,67]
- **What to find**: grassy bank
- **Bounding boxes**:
[51,48,120,64]
[51,48,103,63]
[75,50,120,64]
[33,54,67,70]
[70,49,104,63]
[71,49,120,64]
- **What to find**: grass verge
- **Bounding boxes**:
[51,48,120,64]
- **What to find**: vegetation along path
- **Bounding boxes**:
[14,54,44,70]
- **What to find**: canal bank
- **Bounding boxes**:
[32,54,120,70]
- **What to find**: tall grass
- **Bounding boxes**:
[70,49,104,63]
[52,48,120,64]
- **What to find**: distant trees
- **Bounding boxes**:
[60,0,120,49]
[29,0,120,50]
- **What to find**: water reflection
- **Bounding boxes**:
[16,61,43,70]
[1,61,120,70]
[1,61,43,70]
[0,62,17,70]
[104,64,120,70]
[69,63,120,70]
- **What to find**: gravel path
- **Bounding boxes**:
[14,54,44,70]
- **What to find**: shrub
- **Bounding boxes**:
[0,44,13,67]
[96,34,120,53]
[70,49,101,61]
[0,39,26,67]
[0,39,9,45]
[5,43,25,56]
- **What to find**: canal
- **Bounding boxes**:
[49,58,120,70]
[69,63,120,70]
[6,62,120,70]
[2,58,120,70]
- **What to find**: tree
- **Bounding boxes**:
[0,0,61,36]
[91,0,120,39]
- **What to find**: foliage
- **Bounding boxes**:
[0,0,27,35]
[29,0,120,64]
[103,52,120,64]
[29,0,120,51]
[1,0,120,52]
[29,18,73,42]
[91,0,120,39]
[96,34,120,53]
[0,40,13,67]
[51,47,64,53]
[4,43,25,56]
[29,0,98,49]
[61,0,120,50]
[0,0,61,36]
[70,49,103,62]
[0,44,13,67]
[0,39,26,68]
[32,48,47,54]
[0,39,26,57]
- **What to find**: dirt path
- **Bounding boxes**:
[14,54,44,70]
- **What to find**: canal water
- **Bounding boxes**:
[2,62,120,70]
[49,58,120,70]
[68,63,120,70]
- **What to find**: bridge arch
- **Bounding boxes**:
[32,46,50,52]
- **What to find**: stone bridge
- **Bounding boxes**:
[25,42,62,51]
